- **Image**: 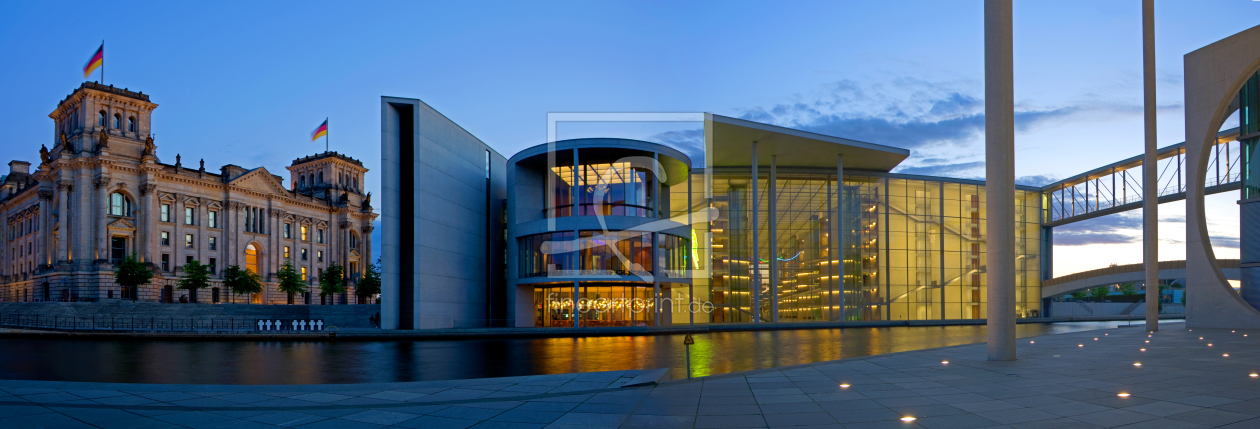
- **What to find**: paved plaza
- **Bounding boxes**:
[4,322,1260,428]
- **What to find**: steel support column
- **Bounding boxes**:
[751,142,760,323]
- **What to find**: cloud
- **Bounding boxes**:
[1053,213,1142,246]
[893,161,984,178]
[1211,235,1240,249]
[1015,174,1057,187]
[646,129,705,166]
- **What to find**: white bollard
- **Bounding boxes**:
[316,320,323,331]
[257,320,264,331]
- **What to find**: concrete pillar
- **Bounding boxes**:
[1142,0,1159,331]
[751,141,760,323]
[95,175,109,262]
[984,0,1017,361]
[39,190,52,266]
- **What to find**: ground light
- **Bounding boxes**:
[941,361,949,364]
[839,384,850,388]
[1250,374,1258,378]
[900,417,917,422]
[1079,344,1084,347]
[1030,341,1034,344]
[1224,354,1230,357]
[1141,348,1146,352]
[1134,363,1142,366]
[1118,393,1131,397]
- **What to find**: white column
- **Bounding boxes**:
[985,0,1016,361]
[769,155,778,323]
[95,175,109,263]
[1142,0,1159,331]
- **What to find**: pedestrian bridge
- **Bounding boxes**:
[1041,259,1240,298]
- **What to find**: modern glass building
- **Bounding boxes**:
[381,98,1041,329]
[505,115,1042,327]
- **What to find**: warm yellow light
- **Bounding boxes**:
[1224,354,1230,357]
[1117,393,1131,397]
[839,383,850,388]
[1078,344,1084,347]
[941,361,949,364]
[1145,341,1150,343]
[900,417,917,422]
[1133,363,1141,367]
[1029,341,1035,344]
[1094,338,1098,341]
[1140,348,1146,352]
[1251,374,1258,378]
[1209,344,1214,347]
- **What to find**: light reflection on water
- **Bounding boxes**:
[0,322,1119,384]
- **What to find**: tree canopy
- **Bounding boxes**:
[114,254,153,290]
[276,260,307,297]
[357,259,382,300]
[222,265,263,301]
[319,263,346,298]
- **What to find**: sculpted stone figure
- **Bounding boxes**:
[39,145,52,165]
[143,135,156,156]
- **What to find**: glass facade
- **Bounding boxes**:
[687,170,1042,324]
[1241,70,1260,199]
[546,156,662,218]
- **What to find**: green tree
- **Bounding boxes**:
[1118,282,1138,297]
[1069,290,1088,301]
[1089,286,1111,302]
[114,254,153,301]
[177,260,211,303]
[222,265,263,303]
[357,260,382,304]
[276,260,305,304]
[318,263,346,303]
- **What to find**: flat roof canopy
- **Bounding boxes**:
[706,114,910,172]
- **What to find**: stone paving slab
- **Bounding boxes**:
[6,322,1260,428]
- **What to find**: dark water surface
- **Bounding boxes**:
[0,322,1119,384]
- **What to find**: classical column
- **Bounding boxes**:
[140,184,157,263]
[172,195,184,269]
[56,180,71,263]
[95,175,110,263]
[1142,0,1159,331]
[984,0,1017,361]
[76,167,92,267]
[38,190,53,266]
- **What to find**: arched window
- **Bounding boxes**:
[353,176,358,190]
[128,117,136,132]
[350,231,358,249]
[299,176,306,189]
[98,111,106,127]
[113,114,121,129]
[318,171,323,184]
[109,192,131,216]
[245,244,259,274]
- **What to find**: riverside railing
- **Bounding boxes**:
[0,314,321,333]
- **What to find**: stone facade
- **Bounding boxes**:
[0,82,377,304]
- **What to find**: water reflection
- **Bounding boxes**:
[0,322,1115,384]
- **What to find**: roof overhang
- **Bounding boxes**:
[705,113,910,172]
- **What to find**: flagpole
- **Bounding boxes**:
[325,117,329,153]
[100,40,104,85]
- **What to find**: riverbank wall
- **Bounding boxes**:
[0,301,379,328]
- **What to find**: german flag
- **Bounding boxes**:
[311,119,328,141]
[83,43,103,78]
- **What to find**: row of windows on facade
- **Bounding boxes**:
[7,216,39,240]
[111,192,349,245]
[98,111,138,133]
[296,171,360,191]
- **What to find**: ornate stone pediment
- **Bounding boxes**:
[206,201,224,210]
[349,249,360,259]
[315,220,328,228]
[158,193,177,203]
[107,218,137,233]
[228,167,289,196]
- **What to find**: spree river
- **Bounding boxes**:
[0,322,1123,385]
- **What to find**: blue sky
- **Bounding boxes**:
[1,1,1257,276]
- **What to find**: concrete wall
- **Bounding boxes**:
[380,97,507,330]
[0,301,380,328]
